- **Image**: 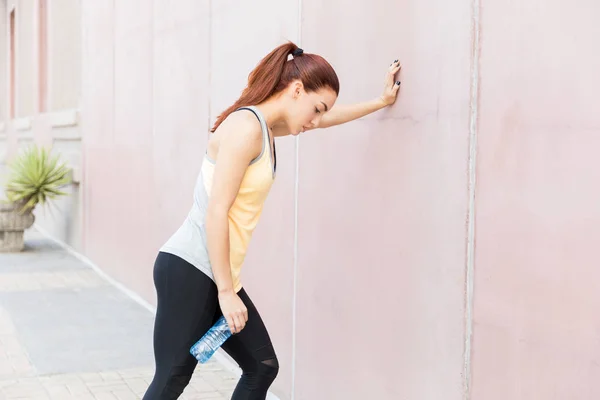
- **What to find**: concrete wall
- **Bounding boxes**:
[0,0,83,250]
[15,0,33,118]
[471,1,600,398]
[291,1,472,398]
[0,1,6,122]
[48,0,80,112]
[2,0,600,399]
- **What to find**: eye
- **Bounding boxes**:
[314,107,321,114]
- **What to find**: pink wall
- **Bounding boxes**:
[471,1,600,398]
[293,0,473,398]
[77,0,600,399]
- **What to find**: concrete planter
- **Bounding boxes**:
[0,202,35,252]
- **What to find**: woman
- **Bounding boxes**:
[143,41,401,399]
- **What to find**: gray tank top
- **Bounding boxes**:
[159,106,274,284]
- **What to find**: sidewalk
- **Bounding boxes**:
[0,228,238,399]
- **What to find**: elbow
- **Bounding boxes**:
[205,204,229,229]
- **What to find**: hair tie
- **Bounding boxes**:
[292,48,304,57]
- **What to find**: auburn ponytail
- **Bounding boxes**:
[211,41,339,132]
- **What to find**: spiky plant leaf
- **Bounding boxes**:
[4,145,71,213]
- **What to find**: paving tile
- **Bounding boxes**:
[0,231,242,400]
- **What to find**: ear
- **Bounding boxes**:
[290,80,304,99]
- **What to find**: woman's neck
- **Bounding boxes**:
[255,96,290,136]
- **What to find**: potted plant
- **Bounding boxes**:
[0,145,71,252]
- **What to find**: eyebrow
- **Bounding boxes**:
[320,101,329,112]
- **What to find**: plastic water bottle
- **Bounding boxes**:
[190,316,232,363]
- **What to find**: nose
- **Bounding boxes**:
[310,115,322,127]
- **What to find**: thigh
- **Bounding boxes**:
[217,289,278,368]
[153,252,219,374]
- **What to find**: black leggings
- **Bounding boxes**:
[143,252,279,399]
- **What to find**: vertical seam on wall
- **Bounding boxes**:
[292,117,299,400]
[207,0,212,132]
[81,0,87,253]
[150,0,155,172]
[5,5,10,119]
[112,0,116,143]
[291,1,302,399]
[464,0,481,398]
[33,1,38,113]
[14,3,19,118]
[40,0,49,113]
[43,0,48,112]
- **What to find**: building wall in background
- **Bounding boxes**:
[1,0,599,399]
[0,0,83,251]
[471,1,600,398]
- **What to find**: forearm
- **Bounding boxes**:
[319,97,388,128]
[205,208,234,294]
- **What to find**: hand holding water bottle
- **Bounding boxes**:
[218,289,248,334]
[189,289,248,363]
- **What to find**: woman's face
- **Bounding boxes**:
[286,82,337,135]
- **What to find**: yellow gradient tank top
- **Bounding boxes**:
[160,106,276,293]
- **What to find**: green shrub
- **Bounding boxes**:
[4,145,71,213]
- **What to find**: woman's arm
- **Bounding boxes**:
[318,60,402,129]
[205,112,262,333]
[319,97,389,128]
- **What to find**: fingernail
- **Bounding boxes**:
[396,81,401,85]
[394,59,398,63]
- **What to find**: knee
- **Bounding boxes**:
[236,345,280,392]
[257,356,279,381]
[252,356,279,388]
[240,355,279,390]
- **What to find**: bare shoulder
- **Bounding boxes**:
[219,110,262,144]
[215,109,263,161]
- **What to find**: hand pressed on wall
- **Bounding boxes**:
[380,59,402,106]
